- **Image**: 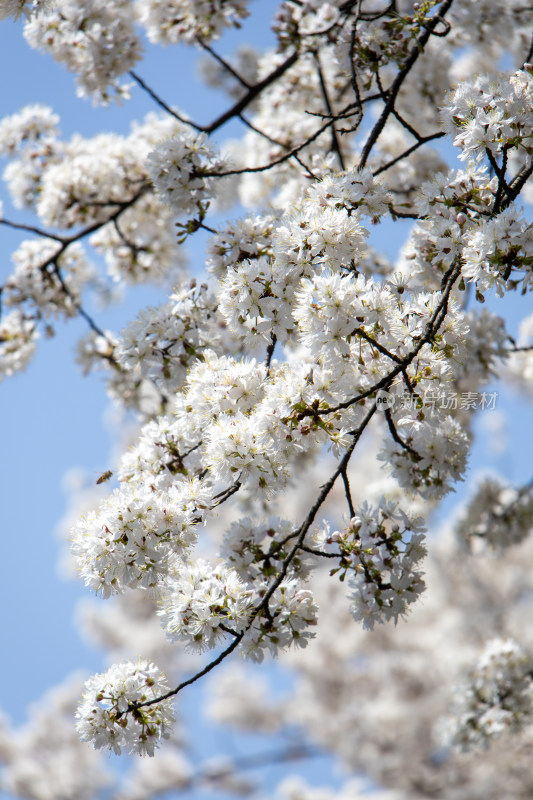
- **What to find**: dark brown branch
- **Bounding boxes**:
[211,480,242,507]
[314,51,346,169]
[389,102,427,143]
[257,403,378,614]
[359,0,455,169]
[207,118,334,177]
[134,635,245,708]
[507,157,533,205]
[299,545,339,558]
[348,4,363,107]
[420,14,451,36]
[129,71,202,130]
[218,623,240,638]
[508,344,533,353]
[0,217,65,242]
[372,132,446,177]
[341,467,355,518]
[50,263,112,341]
[486,147,511,213]
[2,185,147,342]
[524,31,533,66]
[27,188,148,277]
[198,39,252,89]
[131,51,300,138]
[352,326,403,364]
[203,51,300,134]
[238,114,315,175]
[384,407,422,461]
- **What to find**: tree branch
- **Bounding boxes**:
[359,0,455,169]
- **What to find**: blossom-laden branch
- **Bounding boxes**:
[358,0,456,169]
[77,403,378,740]
[4,0,533,775]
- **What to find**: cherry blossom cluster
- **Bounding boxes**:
[402,162,533,299]
[221,516,312,583]
[36,129,152,230]
[0,109,184,235]
[23,0,142,104]
[117,409,204,490]
[447,639,533,750]
[147,130,228,220]
[461,308,509,384]
[0,0,48,20]
[273,0,341,48]
[114,281,220,395]
[75,660,175,756]
[214,170,392,347]
[159,559,253,653]
[241,578,318,663]
[335,0,436,82]
[402,163,497,289]
[206,213,275,280]
[0,309,38,381]
[0,103,59,158]
[136,0,250,45]
[378,414,470,501]
[293,267,470,497]
[4,239,94,319]
[316,499,427,630]
[458,477,533,550]
[442,67,533,161]
[116,346,345,497]
[71,480,210,597]
[198,355,348,491]
[0,104,64,210]
[307,167,391,224]
[462,205,533,296]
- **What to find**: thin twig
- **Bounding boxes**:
[352,326,403,364]
[208,118,335,177]
[198,39,251,89]
[0,217,65,242]
[129,71,201,129]
[384,407,422,461]
[372,131,445,177]
[314,51,346,169]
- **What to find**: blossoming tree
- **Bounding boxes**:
[2,0,533,797]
